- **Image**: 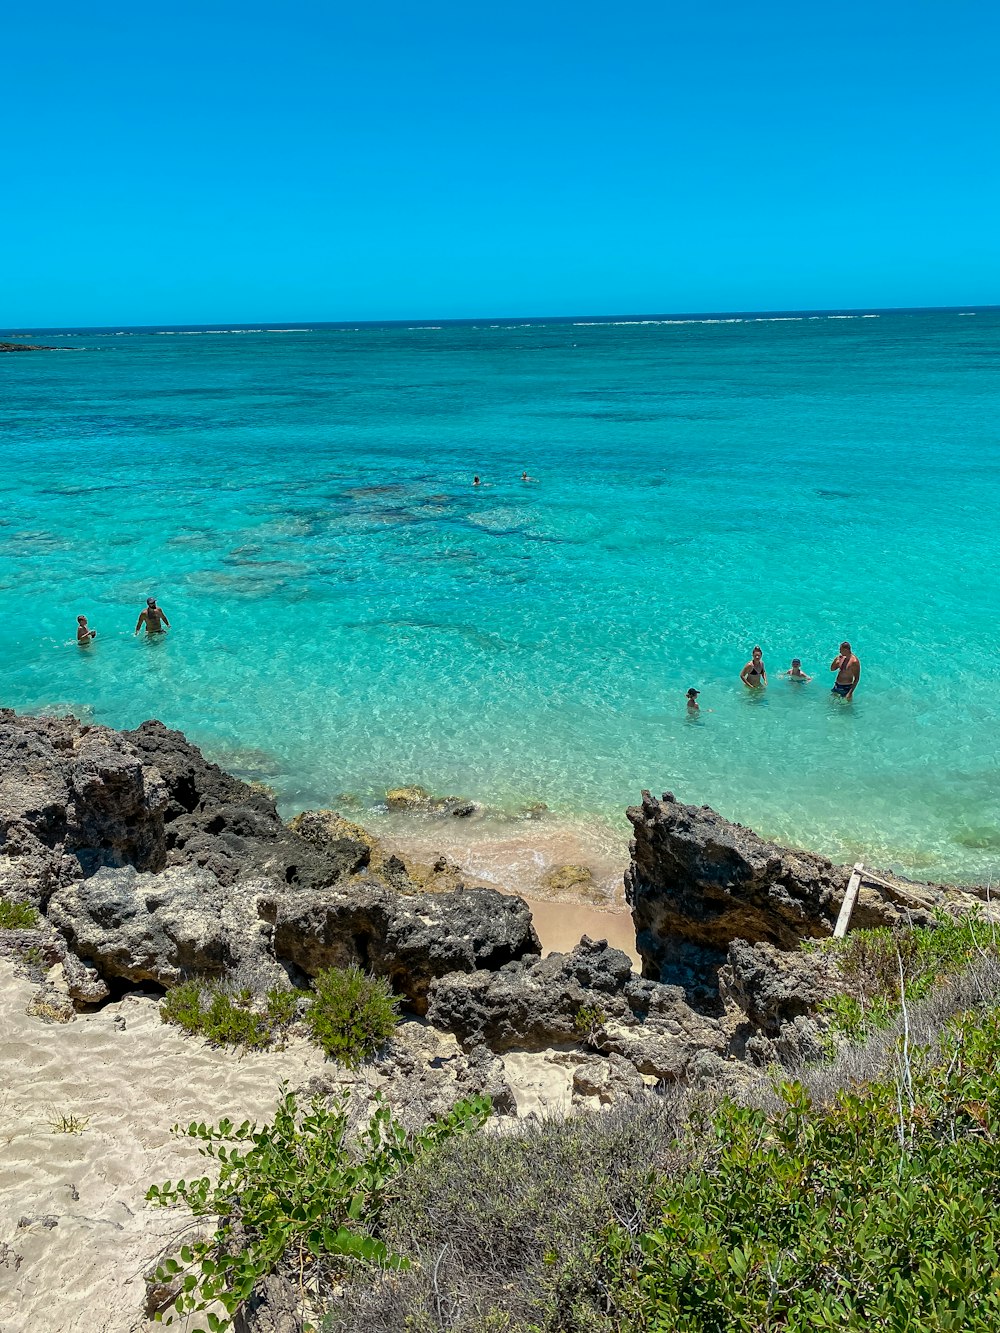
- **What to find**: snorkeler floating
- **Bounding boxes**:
[135,598,170,635]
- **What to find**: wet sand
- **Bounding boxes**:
[521,895,639,967]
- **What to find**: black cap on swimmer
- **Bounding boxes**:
[687,688,700,697]
[147,598,156,606]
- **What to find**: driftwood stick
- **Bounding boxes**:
[834,861,865,939]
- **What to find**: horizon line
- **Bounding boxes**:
[3,301,999,336]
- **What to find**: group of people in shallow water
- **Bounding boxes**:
[75,598,169,644]
[685,641,861,711]
[77,598,862,718]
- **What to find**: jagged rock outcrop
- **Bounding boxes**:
[426,937,725,1079]
[47,865,281,987]
[263,884,540,1012]
[0,712,170,909]
[624,791,964,1002]
[718,939,841,1034]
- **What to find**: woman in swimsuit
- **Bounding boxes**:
[740,645,767,688]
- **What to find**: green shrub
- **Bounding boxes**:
[603,1002,1000,1331]
[304,965,400,1067]
[0,898,38,929]
[160,980,298,1050]
[822,913,998,1042]
[147,1084,491,1331]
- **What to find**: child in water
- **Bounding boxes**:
[781,658,812,681]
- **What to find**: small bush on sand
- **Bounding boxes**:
[304,965,400,1067]
[0,899,38,929]
[147,1085,490,1331]
[160,981,298,1050]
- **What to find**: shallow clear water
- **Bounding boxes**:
[2,312,999,882]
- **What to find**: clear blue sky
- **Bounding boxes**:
[2,1,998,325]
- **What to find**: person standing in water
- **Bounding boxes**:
[740,645,767,688]
[780,658,812,681]
[686,687,700,711]
[135,598,170,635]
[830,641,860,698]
[76,615,96,644]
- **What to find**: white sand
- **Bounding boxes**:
[0,963,331,1333]
[0,962,581,1333]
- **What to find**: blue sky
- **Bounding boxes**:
[2,1,998,325]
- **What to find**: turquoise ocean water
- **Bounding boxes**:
[2,310,999,883]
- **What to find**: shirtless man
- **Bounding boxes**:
[76,615,96,644]
[740,645,767,688]
[830,641,860,698]
[135,598,170,635]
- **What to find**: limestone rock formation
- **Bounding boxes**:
[426,937,725,1080]
[263,883,540,1012]
[47,865,280,987]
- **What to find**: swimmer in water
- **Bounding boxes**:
[76,615,96,644]
[135,598,170,635]
[830,641,860,698]
[740,645,767,688]
[686,687,700,711]
[521,471,534,482]
[473,476,481,487]
[781,658,812,681]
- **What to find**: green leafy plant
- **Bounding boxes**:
[574,1005,607,1049]
[0,899,38,929]
[599,1001,1000,1331]
[822,912,998,1042]
[147,1085,491,1331]
[160,981,298,1050]
[304,964,400,1067]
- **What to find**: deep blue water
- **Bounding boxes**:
[2,309,999,882]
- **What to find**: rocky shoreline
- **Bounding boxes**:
[2,709,990,1096]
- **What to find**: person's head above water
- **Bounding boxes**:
[77,615,87,624]
[473,476,480,485]
[686,688,700,699]
[752,645,762,658]
[791,657,801,667]
[147,598,157,607]
[840,640,851,654]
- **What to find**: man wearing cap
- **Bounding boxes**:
[686,688,700,712]
[135,598,170,635]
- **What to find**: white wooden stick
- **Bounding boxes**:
[834,861,865,939]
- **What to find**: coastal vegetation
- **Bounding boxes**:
[159,964,400,1064]
[146,1087,490,1331]
[144,918,1000,1332]
[0,898,39,929]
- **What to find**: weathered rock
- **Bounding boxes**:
[0,712,171,907]
[124,721,345,890]
[626,792,846,997]
[263,883,540,1012]
[625,791,963,1003]
[572,1052,646,1105]
[370,1023,517,1124]
[538,863,603,902]
[426,936,724,1079]
[47,865,279,987]
[287,809,377,877]
[385,785,477,817]
[718,939,841,1034]
[234,1275,303,1333]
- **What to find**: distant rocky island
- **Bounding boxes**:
[0,340,55,351]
